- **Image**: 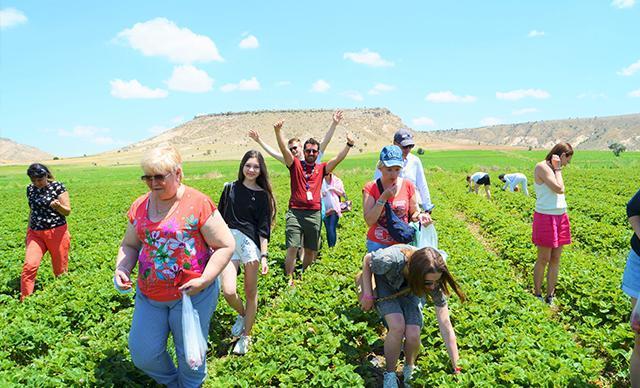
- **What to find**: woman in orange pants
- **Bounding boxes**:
[21,163,71,300]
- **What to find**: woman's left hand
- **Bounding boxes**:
[417,212,433,226]
[261,258,269,275]
[178,276,211,296]
[50,199,62,210]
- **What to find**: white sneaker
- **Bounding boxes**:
[383,371,399,388]
[403,365,416,387]
[233,335,251,355]
[231,315,245,337]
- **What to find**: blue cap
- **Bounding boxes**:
[379,145,404,167]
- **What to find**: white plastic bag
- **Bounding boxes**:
[182,291,208,370]
[631,297,640,330]
[411,222,448,262]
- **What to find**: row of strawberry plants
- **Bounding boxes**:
[434,172,632,383]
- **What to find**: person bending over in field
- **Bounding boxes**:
[360,245,465,387]
[248,109,343,164]
[218,150,276,355]
[621,187,640,386]
[532,142,574,306]
[374,128,435,212]
[499,173,529,196]
[466,172,492,199]
[21,163,72,300]
[274,118,354,286]
[363,145,432,253]
[113,144,234,387]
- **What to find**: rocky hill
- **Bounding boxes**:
[0,137,53,164]
[420,113,640,151]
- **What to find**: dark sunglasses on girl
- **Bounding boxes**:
[289,146,298,152]
[140,172,171,182]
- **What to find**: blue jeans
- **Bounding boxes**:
[324,213,339,247]
[366,239,391,253]
[128,279,219,388]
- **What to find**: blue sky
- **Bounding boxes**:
[1,1,639,157]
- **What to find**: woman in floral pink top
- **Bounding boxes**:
[114,145,235,387]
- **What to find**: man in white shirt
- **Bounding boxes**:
[374,129,435,212]
[499,173,529,196]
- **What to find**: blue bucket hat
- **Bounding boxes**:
[379,145,404,167]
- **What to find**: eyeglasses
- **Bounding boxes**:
[304,149,319,154]
[289,146,299,152]
[141,172,172,182]
[29,175,47,182]
[402,144,415,150]
[424,279,440,287]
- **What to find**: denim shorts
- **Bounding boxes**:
[622,249,640,298]
[366,239,391,253]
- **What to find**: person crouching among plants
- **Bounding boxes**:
[359,245,465,388]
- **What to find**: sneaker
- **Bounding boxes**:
[383,371,399,388]
[231,315,245,337]
[403,365,416,387]
[534,294,544,303]
[232,335,251,355]
[545,295,555,306]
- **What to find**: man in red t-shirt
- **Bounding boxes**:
[274,119,354,285]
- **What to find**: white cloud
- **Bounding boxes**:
[425,91,477,103]
[310,79,330,93]
[110,79,168,99]
[343,49,394,67]
[480,117,504,126]
[239,34,259,49]
[611,0,635,8]
[58,125,116,145]
[369,83,396,95]
[512,107,539,115]
[342,90,364,101]
[276,81,291,87]
[496,89,550,100]
[166,65,213,93]
[577,92,607,99]
[0,7,27,29]
[220,76,261,92]
[527,30,545,38]
[618,59,640,76]
[629,89,640,98]
[116,18,223,64]
[412,117,436,127]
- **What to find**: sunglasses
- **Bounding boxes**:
[289,146,299,152]
[140,172,172,182]
[402,144,415,149]
[304,149,319,154]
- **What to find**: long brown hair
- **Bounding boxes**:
[545,142,574,162]
[404,247,466,301]
[237,150,277,226]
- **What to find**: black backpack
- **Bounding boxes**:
[375,179,415,244]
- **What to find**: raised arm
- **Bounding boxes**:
[248,130,285,164]
[319,110,343,154]
[535,157,565,194]
[326,135,354,174]
[274,120,294,167]
[435,305,460,372]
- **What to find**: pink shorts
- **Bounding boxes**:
[532,212,572,248]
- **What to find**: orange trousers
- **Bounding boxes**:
[21,224,70,300]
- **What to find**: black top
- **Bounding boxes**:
[628,189,640,256]
[218,181,271,247]
[27,181,67,231]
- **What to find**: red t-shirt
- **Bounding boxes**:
[363,179,416,245]
[128,186,216,301]
[288,158,327,210]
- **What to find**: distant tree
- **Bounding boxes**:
[528,146,532,151]
[53,156,60,160]
[416,147,425,155]
[609,142,626,157]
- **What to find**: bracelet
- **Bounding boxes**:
[376,198,386,206]
[361,294,375,301]
[347,142,355,147]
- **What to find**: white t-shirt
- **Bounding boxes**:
[470,172,488,183]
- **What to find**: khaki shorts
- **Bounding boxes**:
[285,209,321,251]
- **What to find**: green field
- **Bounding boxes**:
[1,149,639,387]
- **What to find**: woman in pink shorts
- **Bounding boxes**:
[532,142,574,305]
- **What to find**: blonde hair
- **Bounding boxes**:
[141,144,182,175]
